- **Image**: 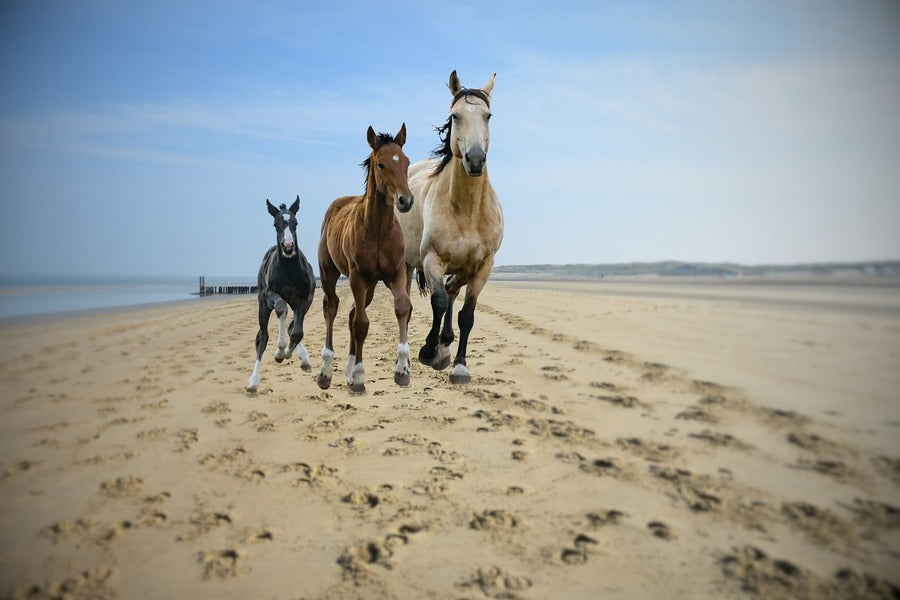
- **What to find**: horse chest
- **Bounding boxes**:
[267,263,312,305]
[435,232,488,267]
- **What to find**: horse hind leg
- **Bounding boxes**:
[418,259,452,370]
[317,263,340,390]
[344,279,372,393]
[387,273,412,387]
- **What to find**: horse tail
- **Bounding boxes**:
[415,269,429,297]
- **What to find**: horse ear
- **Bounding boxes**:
[481,73,496,96]
[448,70,462,96]
[395,123,406,147]
[266,199,279,217]
[290,195,300,214]
[367,125,377,150]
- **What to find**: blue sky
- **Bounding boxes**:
[1,1,898,277]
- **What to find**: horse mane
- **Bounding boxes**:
[360,131,401,186]
[431,88,491,177]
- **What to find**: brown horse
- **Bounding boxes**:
[316,124,414,393]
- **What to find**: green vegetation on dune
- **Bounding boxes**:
[492,261,900,279]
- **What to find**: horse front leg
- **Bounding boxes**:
[266,291,290,363]
[418,254,451,370]
[386,269,412,387]
[247,296,272,392]
[317,263,340,390]
[345,276,371,393]
[450,258,493,385]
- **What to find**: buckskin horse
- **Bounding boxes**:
[396,71,503,384]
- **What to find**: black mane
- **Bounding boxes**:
[360,131,400,186]
[430,88,491,177]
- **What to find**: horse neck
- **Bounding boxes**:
[446,157,491,212]
[272,251,298,273]
[361,171,395,238]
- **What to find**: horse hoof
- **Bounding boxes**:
[316,375,331,390]
[301,363,312,372]
[349,383,366,393]
[418,346,436,364]
[394,372,410,387]
[431,354,452,371]
[449,372,471,385]
[274,356,285,364]
[246,385,258,393]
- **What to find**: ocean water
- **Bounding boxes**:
[0,275,253,321]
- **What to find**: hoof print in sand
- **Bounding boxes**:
[470,509,519,530]
[41,517,98,542]
[586,509,626,527]
[650,466,722,512]
[99,475,143,498]
[647,521,673,539]
[457,565,532,597]
[871,455,900,486]
[13,567,113,600]
[175,428,199,452]
[342,489,381,509]
[840,497,900,533]
[720,545,900,598]
[675,405,717,423]
[689,429,749,449]
[561,534,598,565]
[198,549,244,580]
[781,501,854,546]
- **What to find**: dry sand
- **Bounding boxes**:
[1,279,898,599]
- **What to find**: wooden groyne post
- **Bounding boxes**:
[198,276,258,296]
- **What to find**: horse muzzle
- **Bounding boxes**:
[281,241,296,257]
[463,147,486,177]
[396,194,414,213]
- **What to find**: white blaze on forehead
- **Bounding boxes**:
[282,214,291,223]
[392,154,399,162]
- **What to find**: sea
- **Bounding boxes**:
[0,274,255,321]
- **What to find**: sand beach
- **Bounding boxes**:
[1,279,898,599]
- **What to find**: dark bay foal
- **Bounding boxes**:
[247,196,316,392]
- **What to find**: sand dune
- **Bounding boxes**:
[1,280,898,599]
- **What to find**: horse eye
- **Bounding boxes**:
[451,113,459,121]
[377,162,385,170]
[486,113,492,120]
